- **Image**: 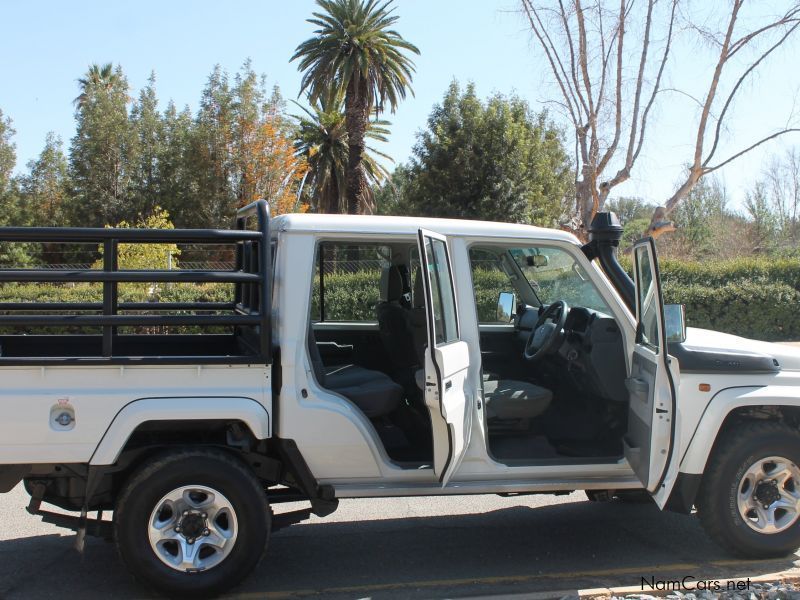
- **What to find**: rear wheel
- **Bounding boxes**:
[696,421,800,558]
[115,448,270,597]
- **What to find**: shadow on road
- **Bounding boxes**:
[1,498,796,599]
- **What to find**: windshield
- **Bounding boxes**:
[509,246,611,314]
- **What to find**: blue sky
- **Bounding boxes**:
[2,0,799,210]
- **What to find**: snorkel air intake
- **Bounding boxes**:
[582,212,635,311]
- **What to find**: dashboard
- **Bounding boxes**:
[517,304,628,404]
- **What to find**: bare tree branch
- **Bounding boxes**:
[691,0,742,169]
[705,128,800,173]
[557,0,586,120]
[631,0,677,165]
[522,1,584,128]
[624,0,655,167]
[658,87,706,109]
[596,0,626,176]
[522,0,800,241]
[727,6,800,59]
[704,20,800,166]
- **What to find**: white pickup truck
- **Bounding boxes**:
[1,200,798,596]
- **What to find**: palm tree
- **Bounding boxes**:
[74,63,121,107]
[292,0,418,214]
[294,94,391,214]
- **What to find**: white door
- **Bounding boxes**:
[625,237,679,506]
[417,229,472,485]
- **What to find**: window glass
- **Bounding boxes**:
[311,243,390,322]
[635,245,660,351]
[509,246,610,314]
[424,237,459,345]
[469,248,518,323]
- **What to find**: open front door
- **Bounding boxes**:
[417,229,472,486]
[625,238,679,507]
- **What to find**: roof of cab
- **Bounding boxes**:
[271,213,579,244]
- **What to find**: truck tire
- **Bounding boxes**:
[696,420,800,558]
[115,448,270,597]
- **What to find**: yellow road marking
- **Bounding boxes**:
[226,560,792,599]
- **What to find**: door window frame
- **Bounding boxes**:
[422,234,461,347]
[633,239,667,355]
[310,238,397,325]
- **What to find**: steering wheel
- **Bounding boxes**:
[523,300,569,362]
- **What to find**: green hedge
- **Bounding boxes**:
[658,257,800,291]
[0,282,233,334]
[629,257,800,341]
[663,281,800,341]
[311,271,382,322]
[0,282,233,304]
[0,257,798,341]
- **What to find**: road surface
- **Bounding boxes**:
[2,484,798,599]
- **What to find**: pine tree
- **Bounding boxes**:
[188,65,236,228]
[231,60,267,207]
[158,101,196,228]
[19,132,70,227]
[130,72,164,218]
[69,64,136,226]
[0,109,16,198]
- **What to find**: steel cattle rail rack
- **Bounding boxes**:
[0,200,272,365]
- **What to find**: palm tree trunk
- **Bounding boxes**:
[344,79,369,215]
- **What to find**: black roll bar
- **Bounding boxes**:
[0,199,273,363]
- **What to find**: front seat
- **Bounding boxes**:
[483,379,552,420]
[307,327,403,418]
[410,269,552,420]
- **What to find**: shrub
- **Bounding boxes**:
[472,269,512,322]
[0,256,798,342]
[664,281,800,342]
[623,255,800,341]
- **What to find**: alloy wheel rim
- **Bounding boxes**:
[147,485,238,572]
[737,455,800,534]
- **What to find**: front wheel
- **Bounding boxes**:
[115,448,270,597]
[696,421,800,558]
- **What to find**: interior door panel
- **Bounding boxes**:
[312,323,390,372]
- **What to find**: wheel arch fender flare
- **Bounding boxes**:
[89,396,271,466]
[679,385,800,475]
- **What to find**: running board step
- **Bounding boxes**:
[271,508,313,531]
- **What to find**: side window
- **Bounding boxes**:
[635,245,660,352]
[424,237,459,345]
[469,248,517,324]
[311,242,390,322]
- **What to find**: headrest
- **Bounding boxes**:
[379,265,404,302]
[413,268,425,308]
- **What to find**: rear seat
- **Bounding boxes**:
[307,328,403,418]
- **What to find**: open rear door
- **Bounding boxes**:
[625,238,679,507]
[417,229,472,486]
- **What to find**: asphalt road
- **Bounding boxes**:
[1,484,798,599]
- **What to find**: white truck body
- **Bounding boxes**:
[2,202,798,595]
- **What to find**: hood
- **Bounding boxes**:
[684,327,800,372]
